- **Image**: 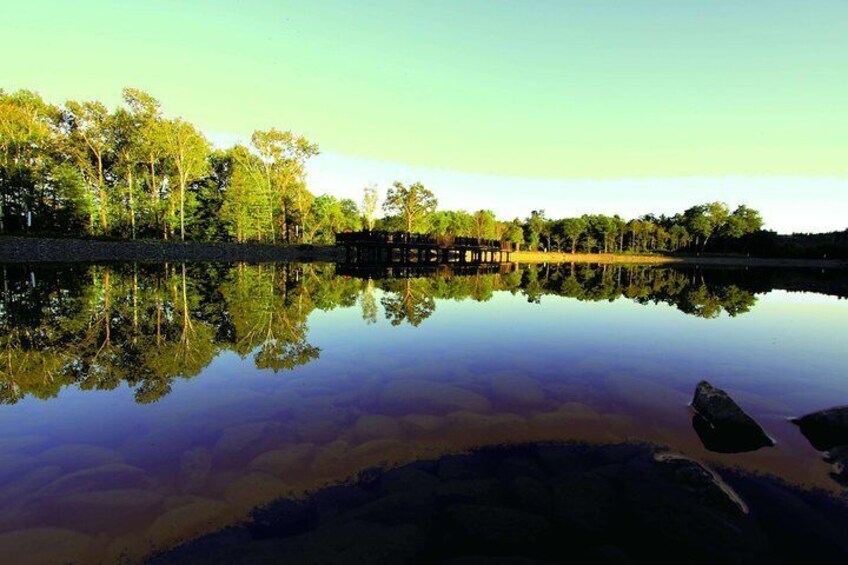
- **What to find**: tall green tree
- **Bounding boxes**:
[111,108,144,239]
[161,118,209,241]
[428,210,473,238]
[471,209,497,240]
[306,194,361,243]
[382,181,437,233]
[250,128,318,242]
[122,88,167,236]
[503,219,525,250]
[288,180,313,242]
[684,201,730,251]
[64,100,114,233]
[669,224,690,250]
[221,145,269,242]
[723,205,763,238]
[526,210,547,250]
[560,217,587,253]
[362,184,379,231]
[0,89,88,233]
[612,215,627,252]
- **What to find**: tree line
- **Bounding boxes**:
[0,85,773,252]
[369,183,763,254]
[0,87,332,242]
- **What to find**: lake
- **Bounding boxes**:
[0,261,846,563]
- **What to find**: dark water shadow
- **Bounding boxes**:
[151,442,848,565]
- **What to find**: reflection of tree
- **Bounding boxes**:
[72,268,127,393]
[360,280,378,325]
[677,284,756,319]
[0,341,66,404]
[520,267,543,304]
[530,264,759,319]
[0,262,349,404]
[718,286,757,317]
[221,263,320,373]
[380,278,436,326]
[0,262,796,405]
[1,265,105,403]
[133,264,219,402]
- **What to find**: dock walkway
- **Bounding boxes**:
[335,231,513,264]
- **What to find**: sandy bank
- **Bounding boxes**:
[510,250,847,269]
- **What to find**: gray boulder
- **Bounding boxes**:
[691,381,773,453]
[792,406,848,451]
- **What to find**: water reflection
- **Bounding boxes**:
[0,261,846,563]
[4,262,843,406]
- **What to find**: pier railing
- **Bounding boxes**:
[335,231,513,264]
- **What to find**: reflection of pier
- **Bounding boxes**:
[336,231,513,265]
[336,263,516,280]
[336,262,515,280]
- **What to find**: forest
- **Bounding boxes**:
[0,86,784,255]
[5,261,845,406]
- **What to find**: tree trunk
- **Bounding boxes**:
[149,156,160,236]
[103,269,111,348]
[97,154,107,233]
[269,203,275,244]
[98,185,108,233]
[279,198,286,243]
[132,265,139,340]
[179,175,185,241]
[128,169,136,240]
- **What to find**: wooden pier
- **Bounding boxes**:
[335,231,513,265]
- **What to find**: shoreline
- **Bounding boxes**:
[0,237,844,268]
[0,236,343,263]
[509,250,847,269]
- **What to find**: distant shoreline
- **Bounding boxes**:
[1,237,844,268]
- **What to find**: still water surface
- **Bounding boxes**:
[0,262,846,563]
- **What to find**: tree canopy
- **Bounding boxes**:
[382,181,438,233]
[1,86,771,252]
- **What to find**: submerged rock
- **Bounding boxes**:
[653,453,748,515]
[379,380,492,415]
[827,446,848,484]
[0,527,93,565]
[691,381,773,453]
[791,407,848,486]
[792,406,848,451]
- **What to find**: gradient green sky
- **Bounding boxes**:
[2,1,846,230]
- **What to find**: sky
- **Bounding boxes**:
[2,0,846,233]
